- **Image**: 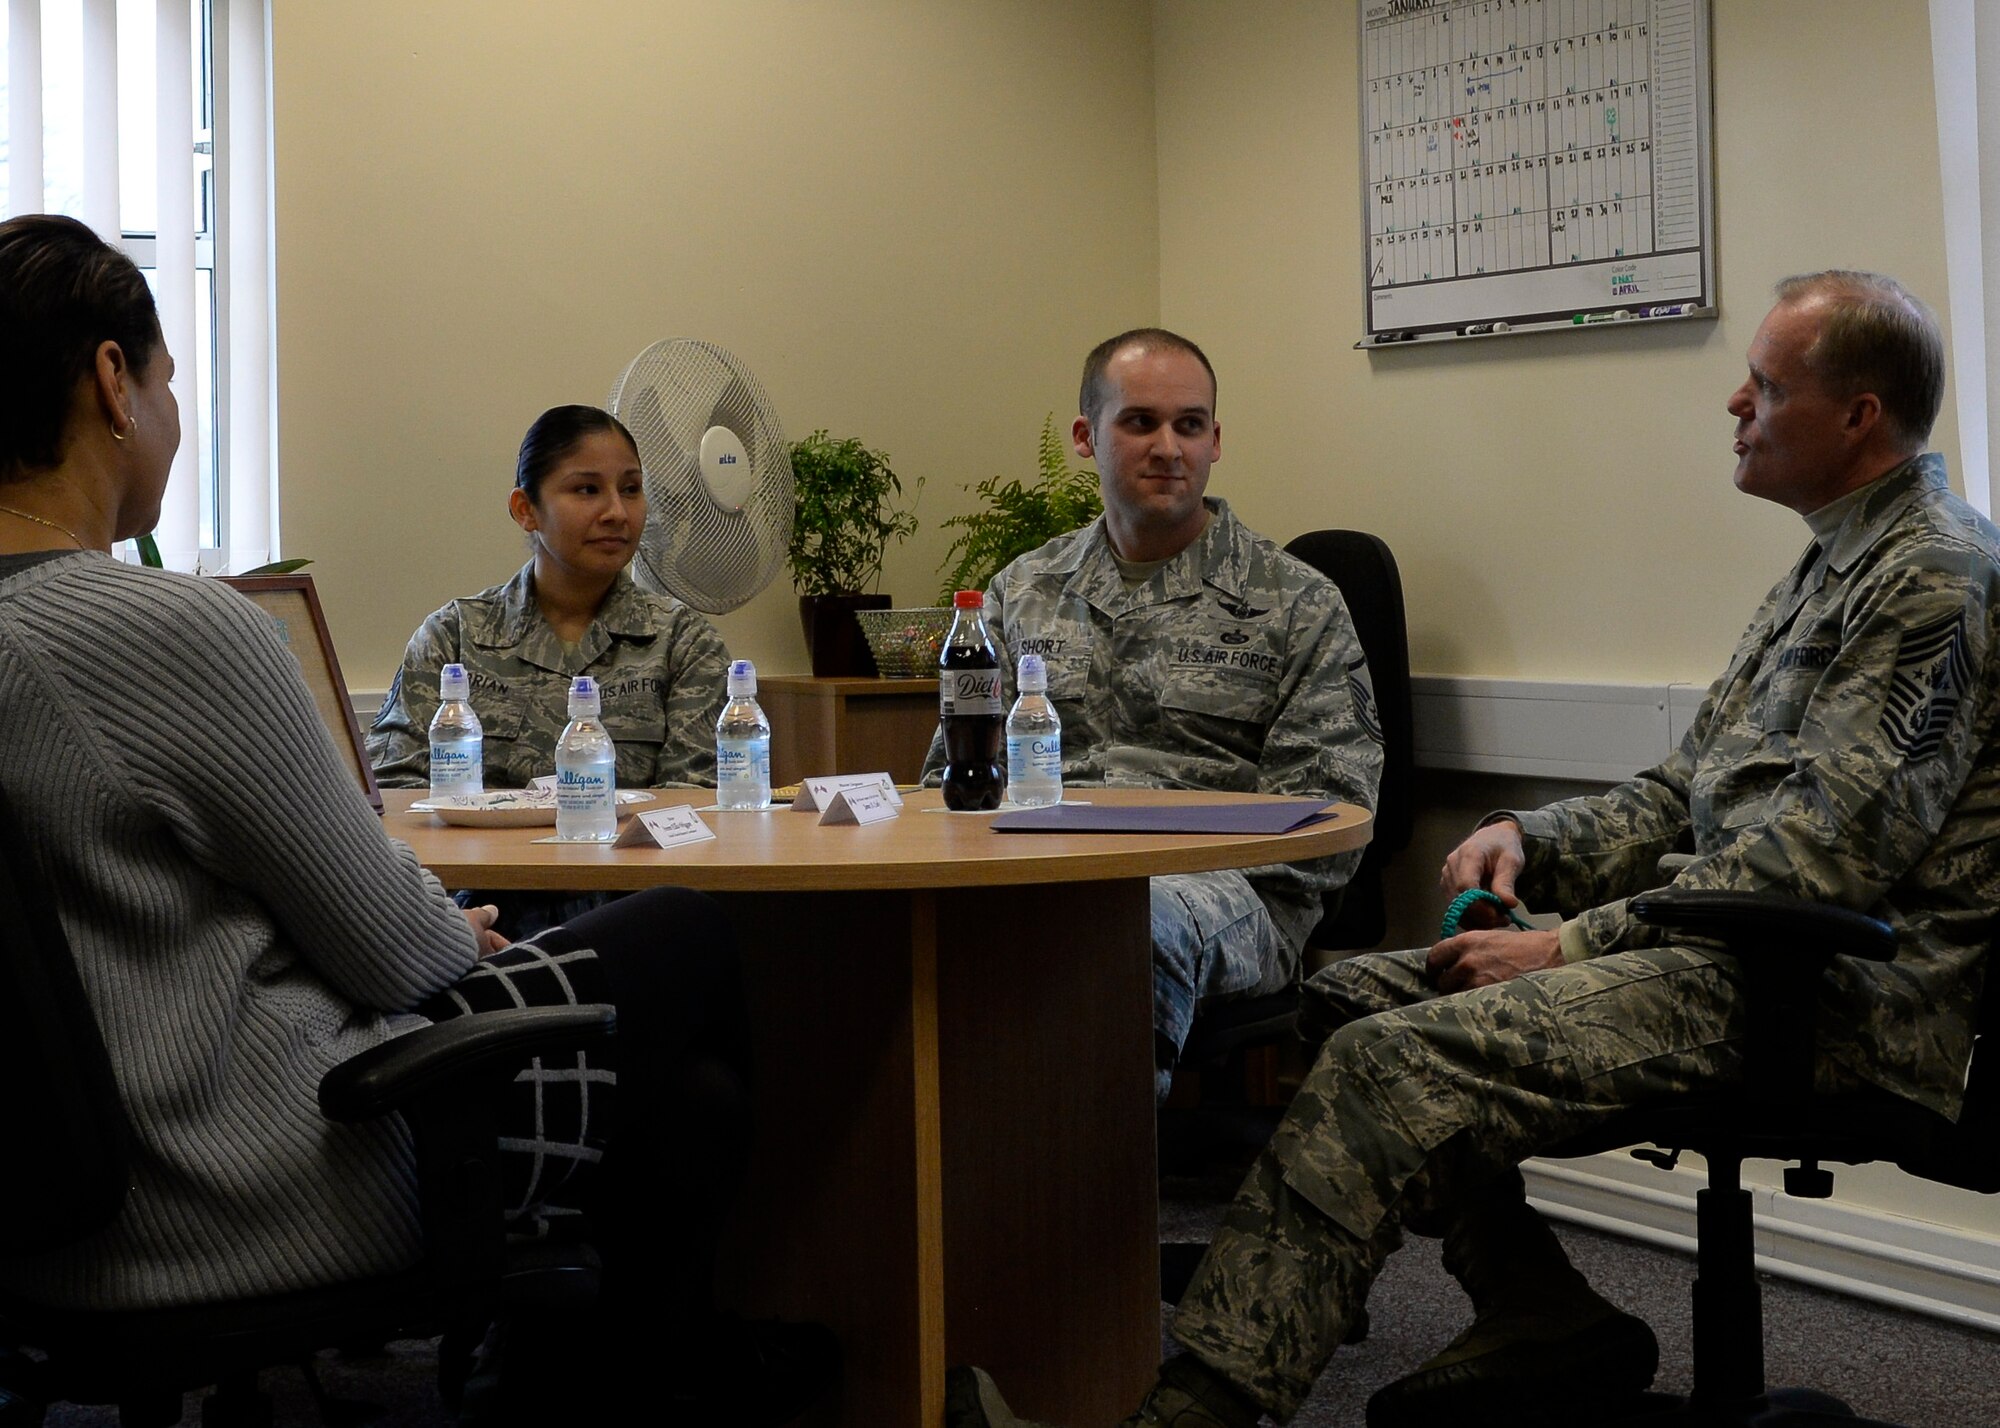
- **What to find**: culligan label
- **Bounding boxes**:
[1007,732,1063,780]
[556,764,612,813]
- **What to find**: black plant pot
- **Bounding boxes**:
[799,593,891,677]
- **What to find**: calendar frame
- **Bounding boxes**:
[1357,0,1716,346]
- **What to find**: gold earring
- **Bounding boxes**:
[110,412,137,441]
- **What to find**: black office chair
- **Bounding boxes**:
[1289,529,1416,956]
[0,783,614,1428]
[1160,532,1414,1299]
[1552,888,2000,1426]
[1165,531,1415,1100]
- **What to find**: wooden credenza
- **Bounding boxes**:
[759,674,940,786]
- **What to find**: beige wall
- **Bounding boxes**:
[271,0,1158,689]
[1153,0,1958,686]
[277,0,1958,693]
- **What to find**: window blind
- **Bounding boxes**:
[4,0,273,573]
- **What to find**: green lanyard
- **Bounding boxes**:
[1440,887,1535,938]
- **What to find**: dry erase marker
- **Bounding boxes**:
[1373,330,1418,344]
[1459,321,1510,336]
[1645,303,1702,317]
[1573,309,1632,324]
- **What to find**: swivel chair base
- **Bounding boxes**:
[1605,1386,1900,1426]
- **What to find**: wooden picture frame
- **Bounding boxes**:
[220,575,383,812]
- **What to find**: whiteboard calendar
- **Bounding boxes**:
[1360,0,1714,343]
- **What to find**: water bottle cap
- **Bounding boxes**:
[727,658,757,697]
[439,663,470,700]
[952,589,985,609]
[1017,653,1047,691]
[567,674,601,717]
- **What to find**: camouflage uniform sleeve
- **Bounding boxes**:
[651,608,732,787]
[1503,700,1709,914]
[1242,579,1386,916]
[1560,548,2000,959]
[365,607,462,789]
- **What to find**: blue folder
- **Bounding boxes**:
[989,799,1337,835]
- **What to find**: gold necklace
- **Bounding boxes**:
[0,503,88,550]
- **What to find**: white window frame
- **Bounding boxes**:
[2,0,275,573]
[1931,0,1998,516]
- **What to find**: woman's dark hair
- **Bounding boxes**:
[515,405,641,501]
[0,214,163,484]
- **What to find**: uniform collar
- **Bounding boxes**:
[1058,498,1251,614]
[465,562,660,673]
[1772,454,1946,633]
[1806,453,1948,575]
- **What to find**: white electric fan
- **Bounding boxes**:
[606,339,794,614]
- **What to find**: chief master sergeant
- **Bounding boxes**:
[949,278,2000,1427]
[925,327,1385,1102]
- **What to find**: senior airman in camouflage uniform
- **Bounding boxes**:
[368,563,730,792]
[923,330,1384,1101]
[950,281,2000,1428]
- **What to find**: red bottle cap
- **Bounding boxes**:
[953,590,984,608]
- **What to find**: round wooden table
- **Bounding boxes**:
[385,787,1371,1428]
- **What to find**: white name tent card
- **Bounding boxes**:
[791,773,901,813]
[528,774,558,793]
[613,804,718,849]
[818,785,900,826]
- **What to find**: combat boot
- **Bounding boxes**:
[1366,1176,1657,1426]
[946,1354,1264,1428]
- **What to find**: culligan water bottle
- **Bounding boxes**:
[429,663,483,799]
[554,674,617,842]
[1005,652,1062,807]
[940,590,1004,811]
[715,659,773,810]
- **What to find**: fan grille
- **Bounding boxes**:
[608,340,793,614]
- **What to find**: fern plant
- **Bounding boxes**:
[936,415,1102,601]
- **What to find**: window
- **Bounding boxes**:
[1931,0,1997,516]
[2,0,273,571]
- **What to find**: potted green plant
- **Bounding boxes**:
[936,415,1102,601]
[787,430,922,676]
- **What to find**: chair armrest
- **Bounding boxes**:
[1631,889,1893,1109]
[1630,888,1895,967]
[318,1005,617,1123]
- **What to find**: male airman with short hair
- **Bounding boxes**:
[927,327,1385,1101]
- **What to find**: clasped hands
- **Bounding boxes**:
[1430,819,1563,992]
[463,903,510,958]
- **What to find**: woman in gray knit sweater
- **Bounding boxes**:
[0,215,832,1422]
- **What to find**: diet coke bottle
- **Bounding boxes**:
[939,589,1004,811]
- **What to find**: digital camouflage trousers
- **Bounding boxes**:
[1169,942,1759,1421]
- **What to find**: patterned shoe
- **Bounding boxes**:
[1365,1306,1659,1427]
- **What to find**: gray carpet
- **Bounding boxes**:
[36,1189,2000,1427]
